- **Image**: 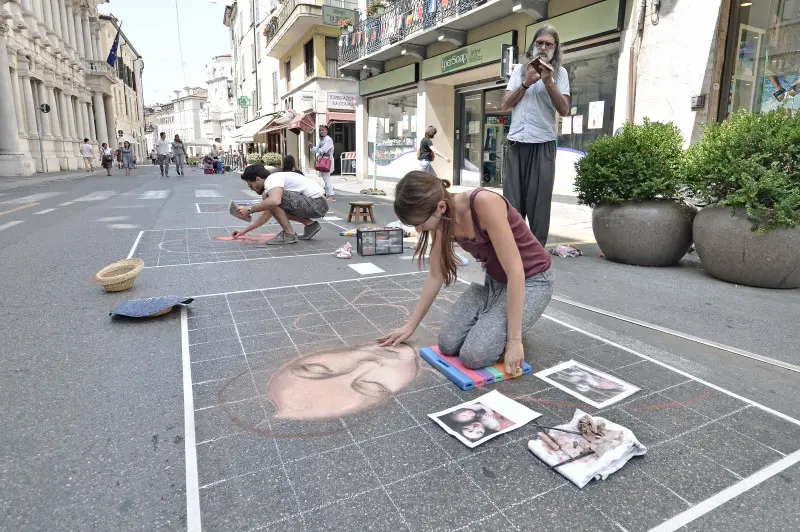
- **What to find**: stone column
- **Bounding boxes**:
[51,0,63,41]
[104,96,115,150]
[10,63,27,137]
[42,0,54,33]
[65,2,76,51]
[83,101,92,141]
[57,0,70,49]
[58,91,70,140]
[92,91,108,147]
[88,101,97,141]
[81,11,91,61]
[36,80,52,138]
[0,35,21,154]
[32,0,43,22]
[46,84,62,139]
[20,72,39,139]
[65,93,77,141]
[73,9,84,58]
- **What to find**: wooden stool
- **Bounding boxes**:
[347,201,376,224]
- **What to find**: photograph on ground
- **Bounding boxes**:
[535,360,639,408]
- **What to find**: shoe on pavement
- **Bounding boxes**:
[298,221,321,240]
[266,231,298,245]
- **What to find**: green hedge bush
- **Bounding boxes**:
[685,109,800,233]
[574,119,685,207]
[246,153,262,164]
[262,152,282,166]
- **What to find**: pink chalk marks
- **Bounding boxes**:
[215,233,277,244]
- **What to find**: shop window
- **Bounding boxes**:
[325,37,338,77]
[367,89,418,179]
[304,40,314,78]
[724,0,800,116]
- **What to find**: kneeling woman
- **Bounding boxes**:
[379,172,553,374]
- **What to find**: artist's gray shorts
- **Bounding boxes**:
[281,190,329,219]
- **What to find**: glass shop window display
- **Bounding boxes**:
[367,90,419,179]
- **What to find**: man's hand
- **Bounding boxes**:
[503,339,525,375]
[236,206,251,218]
[539,61,554,85]
[524,61,541,87]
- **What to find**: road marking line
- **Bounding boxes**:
[127,231,144,259]
[139,190,170,199]
[59,202,74,206]
[0,192,61,204]
[349,263,385,275]
[109,224,141,229]
[195,189,222,198]
[94,216,130,222]
[33,208,57,215]
[323,215,343,221]
[0,203,39,216]
[650,449,800,532]
[180,307,202,532]
[0,220,24,231]
[73,191,116,202]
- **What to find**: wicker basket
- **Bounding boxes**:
[95,258,144,292]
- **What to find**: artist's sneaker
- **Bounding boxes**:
[298,221,321,240]
[267,231,298,245]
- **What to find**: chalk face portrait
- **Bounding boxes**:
[267,343,419,420]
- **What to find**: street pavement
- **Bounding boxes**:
[0,165,798,531]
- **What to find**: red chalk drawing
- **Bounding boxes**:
[215,234,277,244]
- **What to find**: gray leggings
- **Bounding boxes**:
[438,270,554,369]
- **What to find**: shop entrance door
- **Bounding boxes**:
[455,92,484,187]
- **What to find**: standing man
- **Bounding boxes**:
[155,132,172,177]
[80,138,94,171]
[502,24,570,246]
[234,165,328,245]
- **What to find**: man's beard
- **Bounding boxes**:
[537,48,554,63]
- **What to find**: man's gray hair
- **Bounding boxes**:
[526,24,563,72]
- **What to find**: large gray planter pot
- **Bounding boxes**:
[693,205,800,289]
[592,200,697,266]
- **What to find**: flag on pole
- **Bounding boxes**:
[107,26,121,67]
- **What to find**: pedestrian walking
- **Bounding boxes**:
[308,125,335,201]
[121,141,134,176]
[378,171,553,374]
[172,135,187,176]
[115,146,124,169]
[501,24,571,246]
[417,126,451,176]
[80,138,94,171]
[100,143,113,176]
[150,149,157,165]
[155,132,171,177]
[234,165,328,245]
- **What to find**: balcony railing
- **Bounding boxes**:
[264,0,359,47]
[338,0,485,66]
[86,60,113,75]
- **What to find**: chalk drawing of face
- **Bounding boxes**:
[268,343,418,420]
[451,409,477,423]
[462,422,485,440]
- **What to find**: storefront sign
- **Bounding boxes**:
[327,92,356,110]
[323,6,355,27]
[421,32,515,80]
[360,64,418,96]
[526,0,621,48]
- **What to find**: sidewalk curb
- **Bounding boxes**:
[0,171,97,191]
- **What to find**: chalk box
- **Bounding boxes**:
[356,228,404,256]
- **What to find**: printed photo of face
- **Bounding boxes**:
[450,409,477,423]
[461,422,486,440]
[267,343,418,420]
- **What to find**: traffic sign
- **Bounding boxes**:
[39,103,50,114]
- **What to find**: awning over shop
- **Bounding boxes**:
[287,112,316,135]
[327,112,355,126]
[264,109,299,133]
[230,114,274,143]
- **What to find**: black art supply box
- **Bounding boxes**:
[357,228,404,256]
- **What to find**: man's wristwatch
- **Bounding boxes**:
[247,206,254,215]
[521,82,530,90]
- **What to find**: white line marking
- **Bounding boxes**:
[127,231,144,259]
[195,203,201,213]
[143,251,333,268]
[139,190,170,200]
[0,221,23,231]
[73,191,116,202]
[552,295,800,374]
[195,189,222,198]
[1,192,62,204]
[542,314,800,428]
[324,218,348,230]
[180,307,202,532]
[109,224,141,229]
[650,449,800,531]
[323,215,343,221]
[33,208,57,215]
[94,216,130,222]
[58,202,74,206]
[348,263,386,275]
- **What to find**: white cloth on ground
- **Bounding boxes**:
[527,409,647,488]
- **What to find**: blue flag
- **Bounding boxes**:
[107,28,120,67]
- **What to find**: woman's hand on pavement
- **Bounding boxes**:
[377,323,415,347]
[503,339,524,375]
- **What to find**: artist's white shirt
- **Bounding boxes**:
[155,139,171,155]
[506,63,570,143]
[80,143,93,157]
[263,172,324,199]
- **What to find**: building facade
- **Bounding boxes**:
[144,88,211,157]
[98,14,146,162]
[0,0,137,176]
[338,0,799,189]
[203,54,236,153]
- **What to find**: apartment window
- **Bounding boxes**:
[325,37,338,77]
[252,42,257,73]
[272,71,278,105]
[304,39,314,78]
[284,59,291,89]
[256,82,262,111]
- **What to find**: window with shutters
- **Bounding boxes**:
[272,71,278,105]
[252,42,257,73]
[284,59,291,90]
[325,37,338,77]
[304,39,314,78]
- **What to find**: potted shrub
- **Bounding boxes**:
[366,0,386,18]
[262,152,282,167]
[574,119,696,266]
[246,153,262,165]
[686,109,800,288]
[338,17,354,32]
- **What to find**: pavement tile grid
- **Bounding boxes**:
[186,274,800,532]
[131,227,342,267]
